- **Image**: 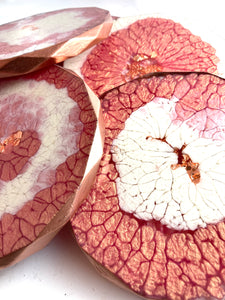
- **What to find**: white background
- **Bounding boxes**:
[0,0,225,299]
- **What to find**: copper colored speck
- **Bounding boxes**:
[0,130,22,153]
[126,53,162,80]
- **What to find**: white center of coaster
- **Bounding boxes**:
[0,78,83,217]
[111,97,225,230]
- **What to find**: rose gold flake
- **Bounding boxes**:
[0,130,22,153]
[126,53,162,80]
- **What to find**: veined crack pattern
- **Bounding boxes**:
[111,96,225,231]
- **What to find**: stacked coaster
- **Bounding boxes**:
[1,7,225,300]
